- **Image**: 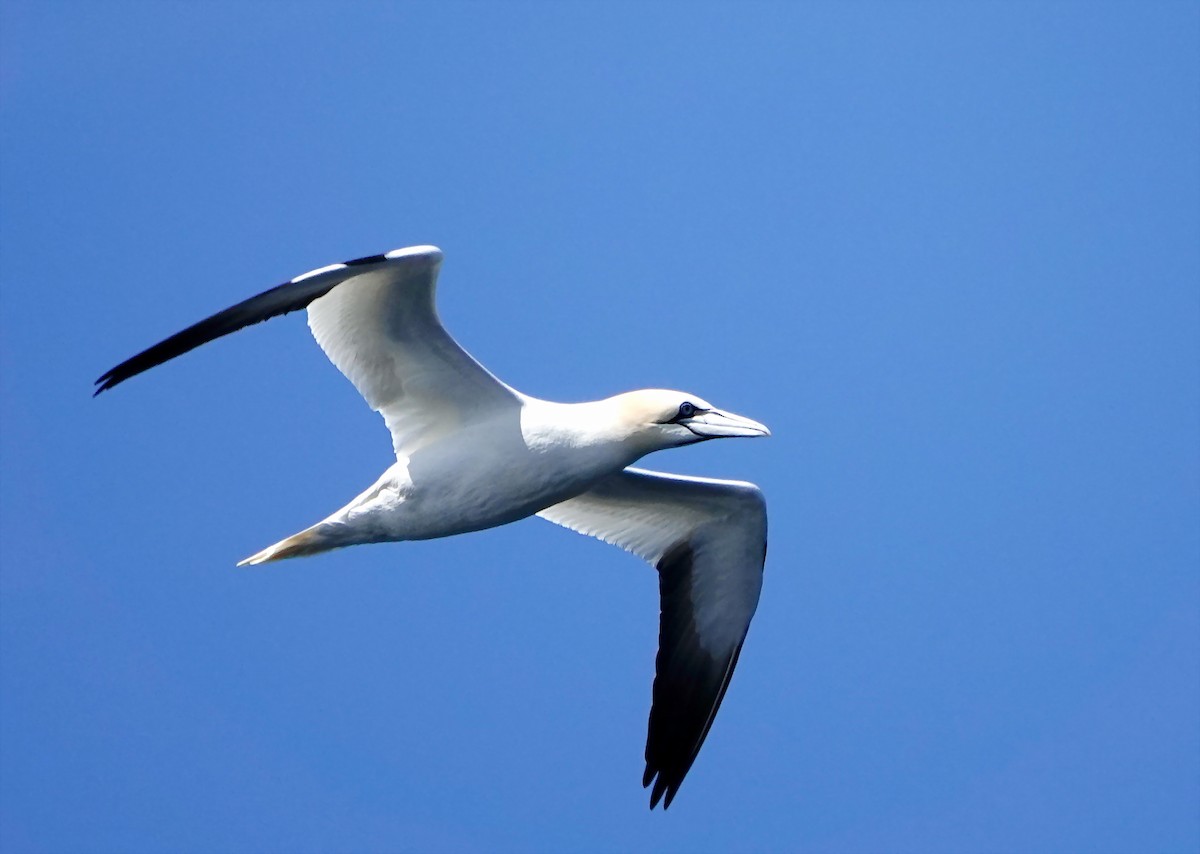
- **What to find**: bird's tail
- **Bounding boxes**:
[237,525,336,566]
[237,468,399,566]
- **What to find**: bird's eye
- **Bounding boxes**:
[677,402,697,419]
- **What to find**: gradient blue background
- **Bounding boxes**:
[2,3,1197,852]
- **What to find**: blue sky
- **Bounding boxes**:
[1,2,1197,852]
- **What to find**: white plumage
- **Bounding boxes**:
[95,245,770,809]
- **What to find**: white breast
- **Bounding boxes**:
[370,400,634,540]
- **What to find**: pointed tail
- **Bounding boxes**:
[237,526,335,566]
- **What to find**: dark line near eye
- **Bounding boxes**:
[669,408,710,425]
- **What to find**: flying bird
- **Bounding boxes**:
[95,245,769,809]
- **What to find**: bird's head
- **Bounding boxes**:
[611,389,770,454]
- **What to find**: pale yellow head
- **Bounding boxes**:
[606,389,770,454]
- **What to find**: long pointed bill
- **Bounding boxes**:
[682,409,771,439]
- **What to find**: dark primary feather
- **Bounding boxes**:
[93,254,394,395]
[644,541,750,810]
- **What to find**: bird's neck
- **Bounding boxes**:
[519,398,652,467]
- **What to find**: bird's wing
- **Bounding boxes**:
[94,246,521,457]
[536,467,767,809]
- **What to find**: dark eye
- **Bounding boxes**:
[677,401,697,419]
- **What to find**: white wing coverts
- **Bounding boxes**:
[537,467,767,809]
[304,249,519,457]
[94,246,520,458]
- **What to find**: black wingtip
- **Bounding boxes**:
[93,360,135,395]
[93,373,116,397]
[645,771,676,810]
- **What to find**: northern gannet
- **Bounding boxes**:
[95,245,770,809]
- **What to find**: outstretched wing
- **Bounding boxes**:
[94,246,521,457]
[537,467,767,809]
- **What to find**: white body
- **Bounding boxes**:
[309,399,638,547]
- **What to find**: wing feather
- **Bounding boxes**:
[537,467,767,809]
[94,246,521,457]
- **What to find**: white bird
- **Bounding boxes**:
[95,245,770,809]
